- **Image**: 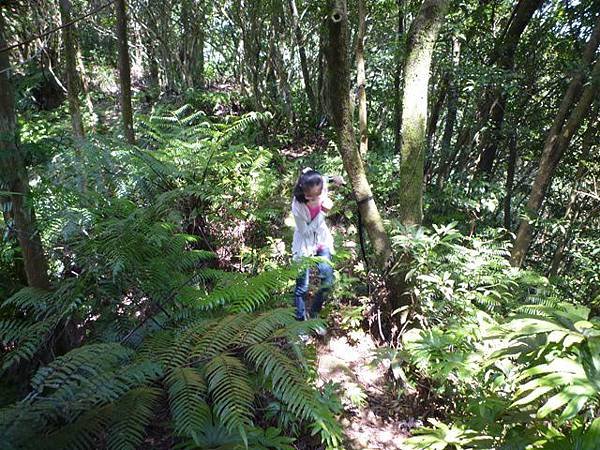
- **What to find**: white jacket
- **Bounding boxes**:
[291,178,334,261]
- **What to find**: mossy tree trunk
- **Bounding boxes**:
[326,0,392,270]
[0,14,50,290]
[398,0,448,226]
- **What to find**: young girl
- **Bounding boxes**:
[291,168,342,321]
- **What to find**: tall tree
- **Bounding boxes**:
[271,0,294,122]
[58,0,85,142]
[356,0,368,157]
[289,0,316,119]
[398,0,448,226]
[435,34,461,188]
[115,0,135,144]
[475,0,544,175]
[0,12,50,290]
[393,0,404,153]
[181,0,205,89]
[548,109,597,276]
[326,0,391,269]
[510,20,600,267]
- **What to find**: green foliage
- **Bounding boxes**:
[390,224,600,448]
[404,419,493,450]
[0,104,345,449]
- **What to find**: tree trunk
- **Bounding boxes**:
[398,0,448,226]
[548,109,597,277]
[181,0,205,90]
[271,1,294,122]
[393,0,404,153]
[317,26,327,119]
[436,35,461,189]
[289,0,317,119]
[59,0,85,142]
[0,14,51,290]
[76,46,97,127]
[356,0,368,157]
[115,0,135,144]
[476,0,543,176]
[425,72,447,153]
[503,131,517,229]
[196,13,205,89]
[326,0,391,269]
[510,52,600,267]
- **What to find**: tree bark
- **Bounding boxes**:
[436,35,461,189]
[326,0,391,269]
[425,72,447,153]
[393,0,404,153]
[115,0,135,144]
[510,52,600,267]
[58,0,85,142]
[476,0,543,176]
[548,109,597,277]
[181,0,205,89]
[0,14,51,290]
[503,131,517,229]
[289,0,317,119]
[356,0,368,157]
[398,0,448,226]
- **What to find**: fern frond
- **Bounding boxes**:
[205,354,254,439]
[246,342,317,420]
[166,367,210,437]
[192,313,248,360]
[105,387,161,450]
[30,343,134,394]
[238,308,296,345]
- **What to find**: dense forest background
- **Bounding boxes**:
[0,0,599,448]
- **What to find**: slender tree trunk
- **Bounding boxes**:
[548,191,578,277]
[272,1,294,122]
[76,46,97,127]
[0,15,50,290]
[356,0,368,157]
[115,0,135,144]
[59,0,85,143]
[289,0,316,119]
[317,26,327,119]
[426,72,447,152]
[548,110,597,276]
[510,54,600,267]
[398,0,448,226]
[436,35,461,189]
[196,9,205,89]
[476,0,543,176]
[326,0,391,269]
[502,131,517,229]
[393,0,404,153]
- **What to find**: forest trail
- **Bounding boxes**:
[313,329,414,449]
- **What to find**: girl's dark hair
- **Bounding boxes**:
[293,169,323,203]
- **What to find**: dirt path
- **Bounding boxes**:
[314,329,419,449]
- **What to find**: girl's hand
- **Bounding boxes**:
[330,175,345,187]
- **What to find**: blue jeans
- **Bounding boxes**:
[294,248,334,320]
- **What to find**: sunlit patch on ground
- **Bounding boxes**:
[316,330,413,449]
